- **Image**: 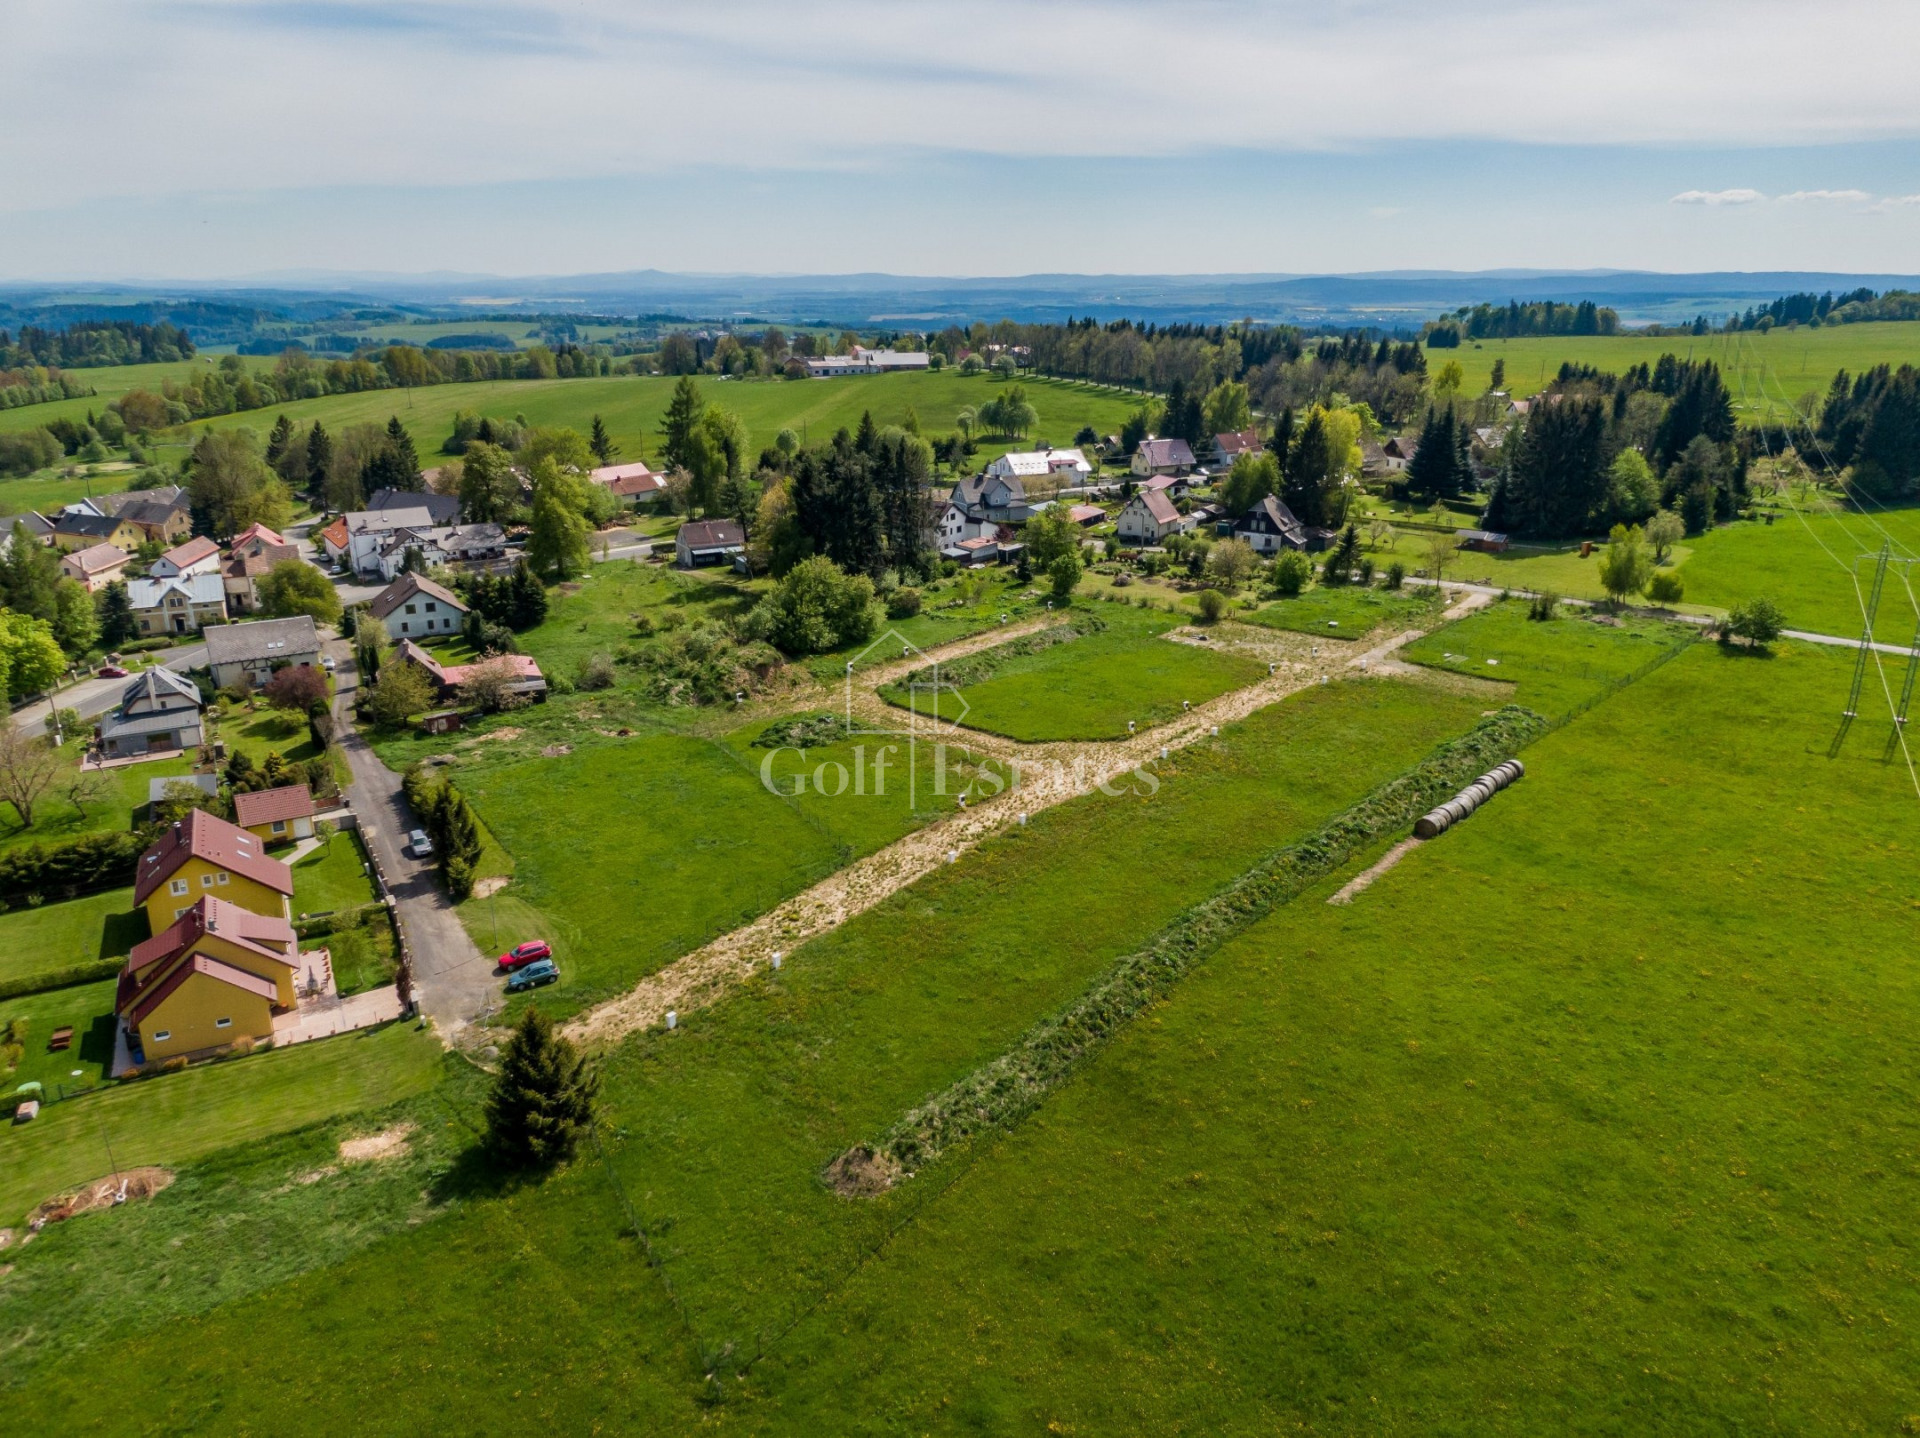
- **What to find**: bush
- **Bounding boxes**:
[0,428,62,477]
[1644,570,1685,607]
[1048,551,1082,604]
[886,587,923,619]
[0,829,150,909]
[744,556,878,655]
[1384,561,1405,590]
[1725,596,1785,648]
[1527,591,1558,621]
[1195,589,1228,623]
[263,664,328,714]
[575,653,616,691]
[1269,549,1313,597]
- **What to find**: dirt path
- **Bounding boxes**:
[563,603,1466,1050]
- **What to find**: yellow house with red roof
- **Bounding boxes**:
[133,808,295,932]
[115,895,301,1060]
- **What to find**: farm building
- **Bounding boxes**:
[1457,529,1510,553]
[985,448,1092,489]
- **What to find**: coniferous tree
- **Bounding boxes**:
[1280,409,1338,528]
[0,520,62,621]
[658,376,705,470]
[385,415,420,485]
[96,580,137,648]
[507,558,549,629]
[305,422,334,500]
[485,1006,600,1171]
[589,415,616,465]
[265,414,294,468]
[1485,395,1609,537]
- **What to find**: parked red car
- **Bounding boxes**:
[97,664,129,679]
[497,939,553,970]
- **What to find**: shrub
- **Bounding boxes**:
[1269,549,1313,597]
[1644,570,1685,607]
[1195,589,1228,623]
[886,587,923,619]
[1725,596,1785,648]
[1384,561,1405,590]
[1527,591,1558,621]
[0,828,149,909]
[1048,551,1082,604]
[263,664,328,714]
[744,556,878,655]
[575,653,616,691]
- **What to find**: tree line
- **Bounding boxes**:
[1424,300,1620,346]
[0,320,195,368]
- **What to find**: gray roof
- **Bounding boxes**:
[1,512,52,538]
[128,573,226,609]
[203,615,321,667]
[99,709,204,743]
[368,488,461,525]
[120,667,202,712]
[346,507,436,535]
[145,772,218,803]
[54,512,125,538]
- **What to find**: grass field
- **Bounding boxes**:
[880,603,1266,740]
[0,977,119,1095]
[0,754,186,858]
[0,1019,443,1224]
[450,724,958,1017]
[1403,600,1699,717]
[1246,581,1443,639]
[0,886,146,991]
[289,830,376,916]
[2,678,1489,1430]
[1430,321,1920,421]
[745,641,1920,1434]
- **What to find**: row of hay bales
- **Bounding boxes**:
[1414,759,1525,839]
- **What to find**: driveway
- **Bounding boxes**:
[327,635,500,1042]
[13,642,209,739]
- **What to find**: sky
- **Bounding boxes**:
[6,0,1920,282]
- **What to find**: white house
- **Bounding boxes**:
[1210,429,1263,468]
[1233,495,1311,554]
[149,535,222,579]
[203,616,321,691]
[1380,436,1419,473]
[1116,490,1183,545]
[368,572,469,642]
[985,448,1092,490]
[803,347,931,378]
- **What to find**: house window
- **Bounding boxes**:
[202,873,214,888]
[215,871,229,885]
[170,878,189,896]
[215,1017,232,1029]
[424,603,436,613]
[400,622,409,634]
[404,603,416,614]
[153,1030,171,1042]
[271,820,286,834]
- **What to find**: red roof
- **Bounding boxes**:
[1137,491,1181,525]
[318,517,350,552]
[128,895,296,975]
[233,784,316,829]
[232,522,289,550]
[133,809,294,905]
[441,653,543,687]
[127,953,278,1026]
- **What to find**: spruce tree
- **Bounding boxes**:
[589,415,616,465]
[508,558,549,628]
[484,1007,599,1171]
[265,414,294,467]
[658,376,705,470]
[305,422,333,499]
[97,580,137,648]
[384,415,421,488]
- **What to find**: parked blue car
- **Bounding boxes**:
[505,958,559,992]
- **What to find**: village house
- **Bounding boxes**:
[203,614,321,691]
[1116,489,1184,546]
[1380,436,1419,473]
[367,488,461,525]
[128,573,229,635]
[222,544,302,615]
[1209,429,1263,469]
[52,510,144,554]
[0,511,55,551]
[233,784,317,845]
[1233,495,1323,554]
[368,572,468,642]
[149,534,221,579]
[59,541,130,592]
[938,470,1034,547]
[675,518,746,568]
[1131,437,1197,477]
[134,808,295,931]
[396,638,548,704]
[590,461,667,505]
[984,448,1093,492]
[97,668,205,759]
[61,486,193,547]
[115,894,300,1063]
[804,347,931,377]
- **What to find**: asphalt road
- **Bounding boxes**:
[327,634,499,1041]
[13,642,209,740]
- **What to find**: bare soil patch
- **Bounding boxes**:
[1328,837,1424,905]
[472,876,509,899]
[339,1121,416,1163]
[540,743,573,757]
[30,1168,174,1229]
[824,1146,902,1197]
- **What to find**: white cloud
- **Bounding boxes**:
[1671,189,1767,206]
[1778,189,1873,202]
[1870,194,1920,210]
[6,1,1920,217]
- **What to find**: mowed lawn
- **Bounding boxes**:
[452,726,958,1016]
[288,830,377,916]
[0,1020,443,1224]
[1246,581,1443,639]
[3,678,1491,1431]
[881,604,1267,740]
[1402,599,1698,717]
[0,756,185,859]
[1675,505,1920,643]
[0,977,120,1095]
[0,886,148,990]
[755,641,1920,1435]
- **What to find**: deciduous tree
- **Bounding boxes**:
[258,560,342,625]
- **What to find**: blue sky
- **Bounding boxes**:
[5,1,1919,281]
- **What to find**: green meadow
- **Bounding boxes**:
[880,603,1266,740]
[1246,580,1443,639]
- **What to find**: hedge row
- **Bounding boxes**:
[0,829,152,910]
[293,901,388,940]
[854,704,1550,1181]
[0,956,122,1003]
